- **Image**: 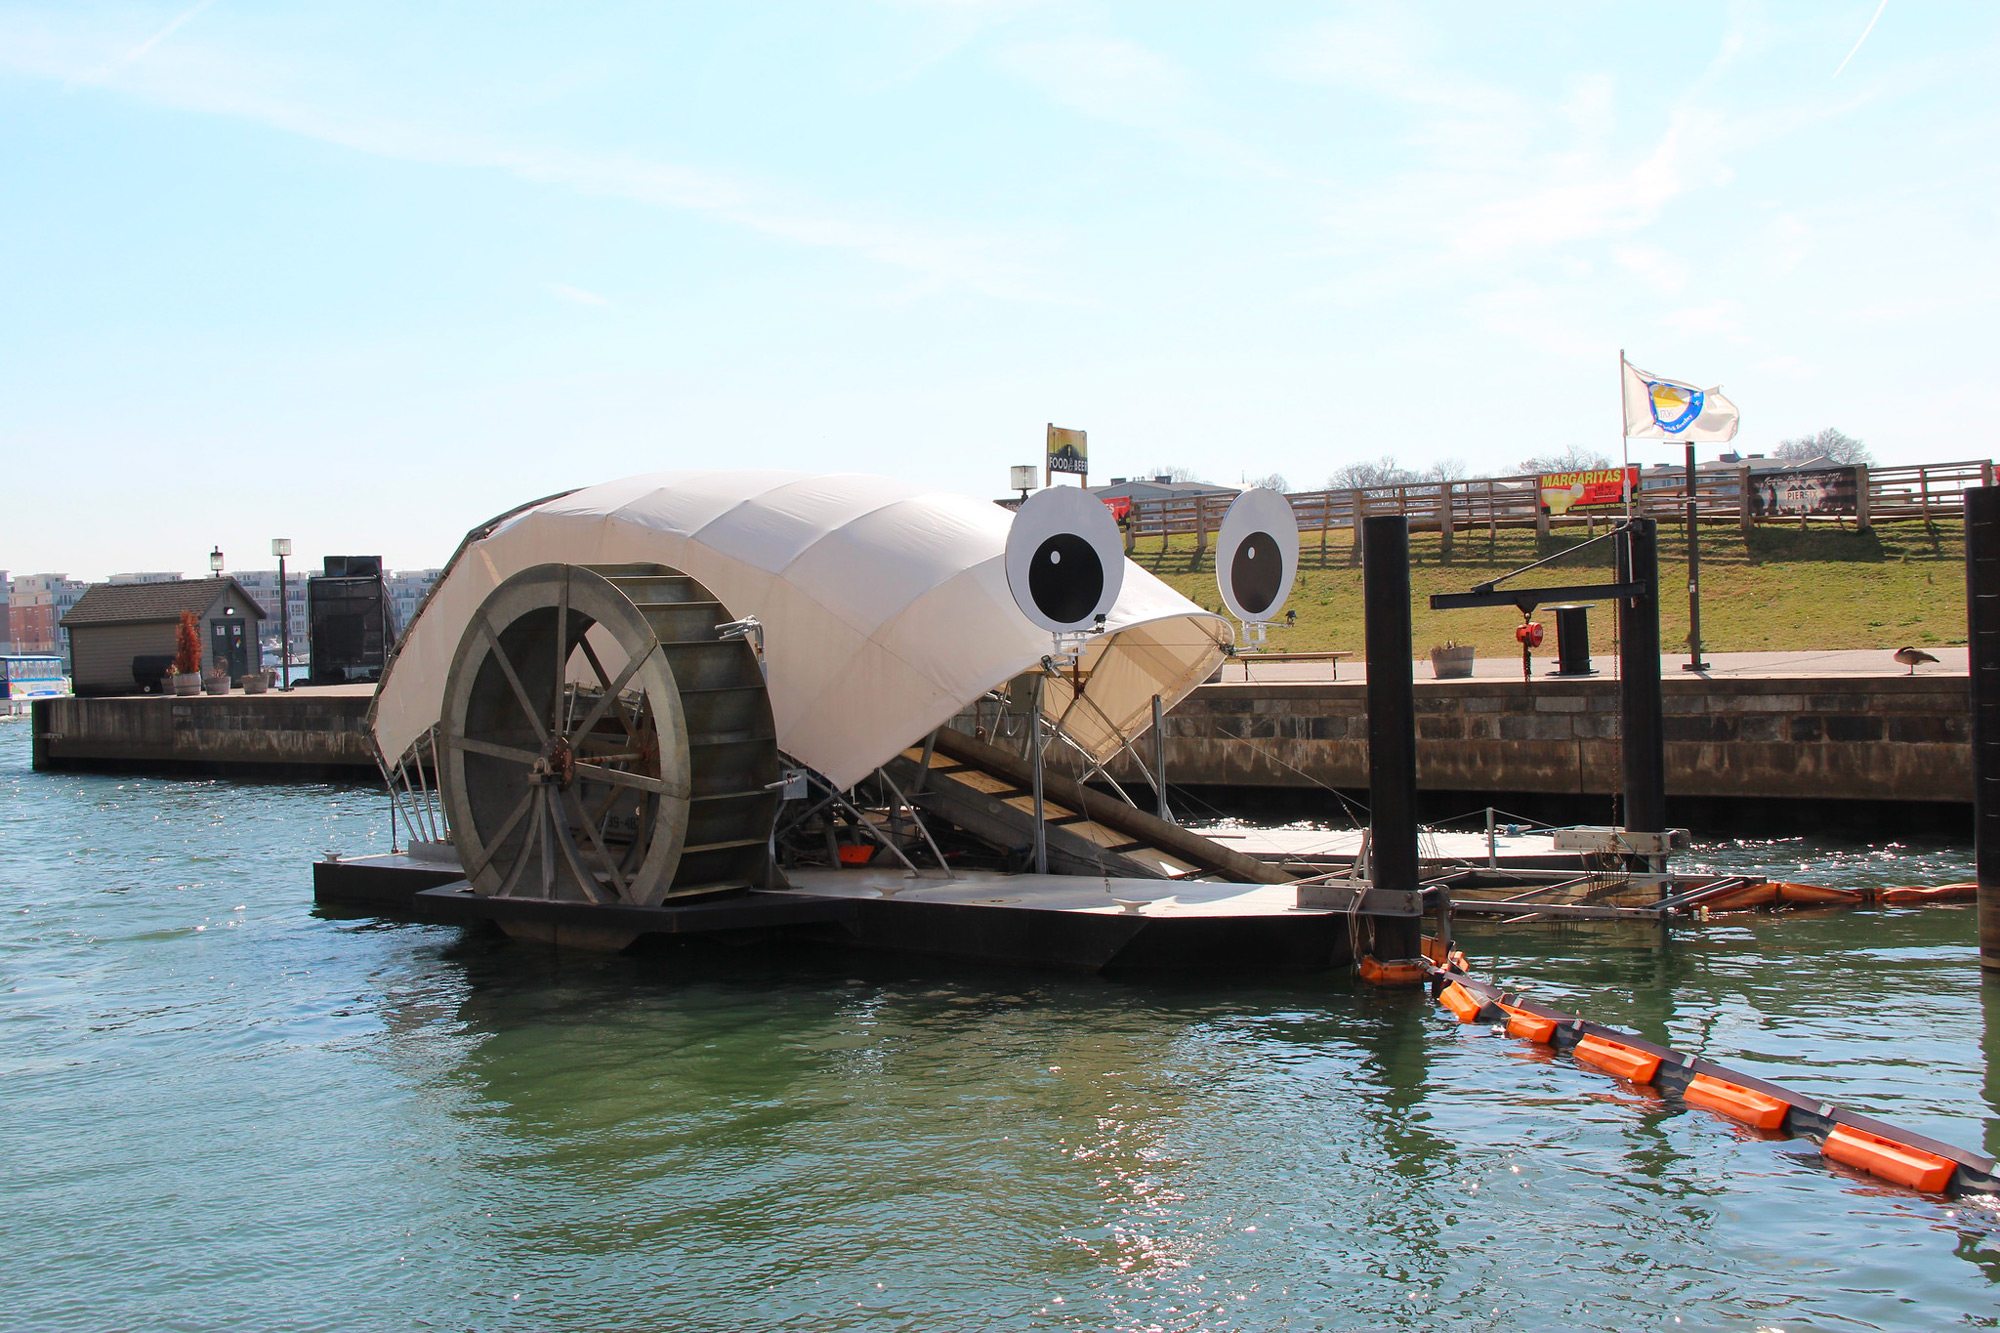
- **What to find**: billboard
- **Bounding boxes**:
[1046,424,1087,478]
[1755,467,1857,517]
[1539,466,1638,515]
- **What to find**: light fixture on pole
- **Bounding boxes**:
[1009,465,1037,500]
[209,546,224,574]
[272,538,293,691]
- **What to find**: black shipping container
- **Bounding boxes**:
[307,573,393,683]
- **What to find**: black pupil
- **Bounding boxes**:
[1231,531,1283,615]
[1029,533,1104,625]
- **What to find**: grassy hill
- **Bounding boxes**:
[1131,516,1966,661]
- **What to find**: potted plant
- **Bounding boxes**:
[1431,641,1475,679]
[172,611,203,696]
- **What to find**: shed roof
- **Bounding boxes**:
[61,577,265,629]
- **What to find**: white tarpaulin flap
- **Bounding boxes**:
[370,470,1231,789]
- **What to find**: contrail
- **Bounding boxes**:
[1833,0,1889,78]
[92,0,218,81]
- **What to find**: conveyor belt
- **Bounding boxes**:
[883,728,1292,884]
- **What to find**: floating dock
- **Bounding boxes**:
[314,852,1418,973]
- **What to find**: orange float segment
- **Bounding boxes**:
[1683,1073,1788,1131]
[1573,1034,1662,1085]
[1822,1124,1956,1193]
[1880,883,1979,904]
[1774,882,1863,907]
[1437,982,1484,1023]
[1421,936,1473,971]
[1698,881,1780,911]
[1358,956,1427,987]
[1498,1003,1558,1044]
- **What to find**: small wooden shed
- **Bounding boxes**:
[62,578,265,696]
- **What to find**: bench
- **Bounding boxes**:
[1231,650,1352,681]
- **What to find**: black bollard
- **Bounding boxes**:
[1966,489,2000,971]
[1617,519,1666,840]
[1363,515,1421,960]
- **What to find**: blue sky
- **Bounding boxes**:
[4,1,1995,574]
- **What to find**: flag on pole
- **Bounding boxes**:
[1622,360,1740,442]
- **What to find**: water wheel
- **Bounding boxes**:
[438,562,779,906]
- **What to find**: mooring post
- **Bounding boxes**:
[1617,519,1667,851]
[1966,487,2000,971]
[1363,514,1422,961]
[1151,692,1174,825]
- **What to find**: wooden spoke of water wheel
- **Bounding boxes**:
[438,563,781,906]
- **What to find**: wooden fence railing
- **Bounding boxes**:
[1123,459,1996,554]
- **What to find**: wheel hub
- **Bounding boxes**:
[530,734,576,788]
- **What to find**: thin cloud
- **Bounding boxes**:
[6,10,1048,301]
[995,31,1292,178]
[544,282,610,308]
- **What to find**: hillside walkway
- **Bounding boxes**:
[1222,647,1969,684]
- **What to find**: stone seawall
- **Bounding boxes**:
[32,693,378,778]
[1131,675,1968,804]
[31,675,1972,804]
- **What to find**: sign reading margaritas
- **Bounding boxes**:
[1539,466,1638,515]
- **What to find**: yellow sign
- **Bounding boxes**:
[1046,424,1087,480]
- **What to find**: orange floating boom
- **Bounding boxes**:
[1823,1124,1955,1193]
[1499,1003,1558,1044]
[1574,1034,1662,1085]
[1437,982,1485,1023]
[1684,1073,1788,1131]
[1424,964,1998,1198]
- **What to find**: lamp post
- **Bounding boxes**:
[209,546,224,575]
[272,538,292,691]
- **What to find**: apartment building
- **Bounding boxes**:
[231,569,310,663]
[8,574,88,664]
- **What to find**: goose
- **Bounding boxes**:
[1893,646,1940,675]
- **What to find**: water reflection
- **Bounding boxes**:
[5,718,1999,1332]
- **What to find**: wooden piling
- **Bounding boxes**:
[1362,514,1421,960]
[1966,487,2000,970]
[1617,519,1666,839]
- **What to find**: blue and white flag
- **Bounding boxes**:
[1622,359,1740,441]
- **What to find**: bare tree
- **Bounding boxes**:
[1419,458,1468,482]
[1774,427,1873,466]
[1516,445,1613,476]
[1245,472,1290,493]
[1141,464,1209,483]
[1327,456,1417,490]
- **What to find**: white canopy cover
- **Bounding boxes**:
[370,470,1232,790]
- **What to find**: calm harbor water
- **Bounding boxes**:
[3,721,1999,1331]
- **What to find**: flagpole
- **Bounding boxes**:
[1684,437,1709,672]
[1619,349,1632,519]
